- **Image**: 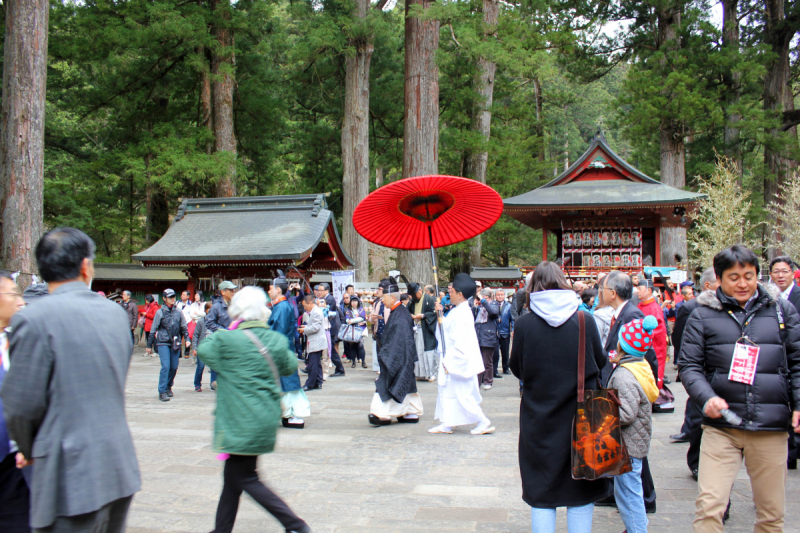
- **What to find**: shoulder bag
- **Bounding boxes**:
[242,329,284,397]
[571,311,632,480]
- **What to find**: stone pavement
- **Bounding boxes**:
[125,344,800,533]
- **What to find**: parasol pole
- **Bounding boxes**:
[427,223,447,363]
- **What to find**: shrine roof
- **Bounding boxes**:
[503,132,704,211]
[471,267,524,281]
[132,194,354,268]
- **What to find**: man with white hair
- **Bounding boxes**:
[119,290,138,346]
[368,277,423,425]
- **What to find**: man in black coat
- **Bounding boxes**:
[669,267,719,448]
[596,270,657,513]
[368,277,422,425]
[769,255,800,470]
[680,245,800,531]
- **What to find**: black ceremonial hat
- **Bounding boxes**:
[452,272,477,299]
[272,269,289,292]
[378,276,399,293]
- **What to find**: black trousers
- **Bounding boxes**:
[0,453,30,533]
[346,341,365,363]
[680,397,703,436]
[493,336,510,373]
[304,351,323,388]
[35,495,132,533]
[213,455,306,533]
[330,335,345,374]
[642,456,656,507]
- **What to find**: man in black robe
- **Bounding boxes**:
[368,277,423,425]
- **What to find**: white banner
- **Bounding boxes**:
[669,270,688,284]
[331,270,354,305]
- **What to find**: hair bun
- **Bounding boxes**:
[642,315,658,333]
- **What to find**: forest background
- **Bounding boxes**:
[1,0,798,282]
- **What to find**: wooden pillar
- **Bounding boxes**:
[654,219,661,268]
[542,219,548,262]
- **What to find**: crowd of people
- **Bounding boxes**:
[1,226,799,533]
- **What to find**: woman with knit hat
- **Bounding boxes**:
[608,316,659,533]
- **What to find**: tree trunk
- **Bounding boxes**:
[721,0,742,181]
[465,0,499,269]
[0,0,48,284]
[375,166,384,188]
[658,5,687,267]
[763,0,798,258]
[199,46,214,155]
[533,77,545,162]
[397,0,439,285]
[341,0,373,283]
[212,0,237,198]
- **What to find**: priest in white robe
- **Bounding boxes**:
[429,272,495,435]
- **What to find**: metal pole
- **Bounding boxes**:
[428,224,447,360]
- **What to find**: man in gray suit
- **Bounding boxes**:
[0,227,141,532]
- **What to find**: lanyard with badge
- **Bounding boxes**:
[726,304,762,385]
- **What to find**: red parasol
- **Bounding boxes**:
[353,175,503,250]
[353,175,504,362]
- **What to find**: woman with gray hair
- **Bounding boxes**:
[197,286,311,533]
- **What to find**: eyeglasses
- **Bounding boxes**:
[772,270,792,276]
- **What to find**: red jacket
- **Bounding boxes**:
[638,298,667,386]
[144,302,160,331]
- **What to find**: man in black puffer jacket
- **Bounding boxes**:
[679,245,800,532]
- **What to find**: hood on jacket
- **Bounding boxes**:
[696,283,780,312]
[529,289,579,327]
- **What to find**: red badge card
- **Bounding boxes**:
[728,343,760,385]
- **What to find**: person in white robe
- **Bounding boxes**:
[429,272,494,435]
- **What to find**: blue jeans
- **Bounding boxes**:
[194,359,217,388]
[531,503,594,533]
[157,345,180,393]
[615,457,647,533]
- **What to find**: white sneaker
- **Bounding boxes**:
[482,384,492,391]
[428,424,453,434]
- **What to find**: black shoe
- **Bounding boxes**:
[493,373,503,379]
[645,501,656,514]
[662,377,672,385]
[670,432,690,443]
[675,374,681,383]
[503,370,511,375]
[351,361,356,368]
[331,371,345,377]
[722,500,731,524]
[788,458,797,470]
[159,392,170,402]
[397,416,420,423]
[302,385,321,391]
[691,469,698,481]
[287,525,312,533]
[368,414,391,426]
[594,495,616,508]
[300,368,309,374]
[652,404,674,414]
[362,362,367,368]
[282,417,305,429]
[166,388,174,398]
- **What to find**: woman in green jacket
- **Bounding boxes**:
[197,286,311,533]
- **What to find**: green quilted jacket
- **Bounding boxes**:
[197,321,297,455]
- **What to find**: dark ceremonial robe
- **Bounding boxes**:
[419,292,439,352]
[268,299,302,392]
[376,303,418,403]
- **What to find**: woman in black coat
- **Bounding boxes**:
[509,262,610,532]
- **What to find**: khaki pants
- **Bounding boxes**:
[694,426,788,533]
[321,348,331,379]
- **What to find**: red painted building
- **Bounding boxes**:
[503,133,704,280]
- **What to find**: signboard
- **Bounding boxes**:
[331,270,354,305]
[669,270,688,284]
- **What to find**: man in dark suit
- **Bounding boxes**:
[770,256,800,470]
[597,270,657,513]
[0,228,140,532]
[669,268,719,447]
